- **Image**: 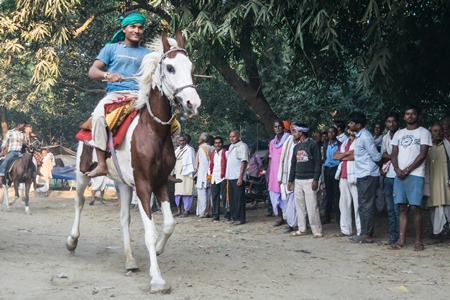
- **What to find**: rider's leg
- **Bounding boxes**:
[87,148,108,177]
[0,151,20,184]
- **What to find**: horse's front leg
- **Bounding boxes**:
[135,182,171,294]
[8,182,20,206]
[117,183,138,271]
[66,171,90,251]
[1,184,9,208]
[23,181,31,215]
[154,185,176,256]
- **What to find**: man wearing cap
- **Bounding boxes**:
[87,11,150,178]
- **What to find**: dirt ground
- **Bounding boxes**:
[1,188,450,300]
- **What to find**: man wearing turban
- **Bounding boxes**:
[87,11,150,177]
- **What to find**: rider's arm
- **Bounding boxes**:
[88,60,109,80]
[89,60,122,83]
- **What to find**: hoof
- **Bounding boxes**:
[8,197,18,206]
[125,260,139,271]
[66,236,78,251]
[150,281,171,294]
[25,207,31,215]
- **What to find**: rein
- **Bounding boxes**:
[146,47,195,125]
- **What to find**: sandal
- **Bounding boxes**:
[413,242,424,251]
[388,243,406,250]
[291,231,307,237]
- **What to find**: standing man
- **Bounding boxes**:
[334,120,348,143]
[441,116,450,141]
[173,134,196,218]
[268,120,291,227]
[195,132,212,217]
[380,112,400,245]
[333,129,360,236]
[225,130,249,226]
[0,120,27,184]
[426,124,450,244]
[348,111,381,244]
[209,136,229,222]
[373,121,386,213]
[288,123,323,238]
[322,126,342,224]
[86,11,150,178]
[390,105,431,251]
[277,123,298,233]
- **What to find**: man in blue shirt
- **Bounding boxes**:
[86,11,150,177]
[322,126,341,224]
[348,112,382,243]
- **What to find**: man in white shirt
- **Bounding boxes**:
[225,130,249,226]
[380,112,400,245]
[390,105,431,251]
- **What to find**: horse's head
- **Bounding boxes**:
[159,30,201,119]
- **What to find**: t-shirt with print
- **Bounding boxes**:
[97,42,150,93]
[391,127,432,177]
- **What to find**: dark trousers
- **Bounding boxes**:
[211,180,229,220]
[228,179,246,223]
[324,166,340,223]
[356,176,379,236]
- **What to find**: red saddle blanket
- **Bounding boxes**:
[76,96,139,149]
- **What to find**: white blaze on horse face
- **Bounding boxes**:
[163,54,201,117]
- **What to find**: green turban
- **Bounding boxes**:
[107,13,146,45]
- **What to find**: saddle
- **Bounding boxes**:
[76,96,139,149]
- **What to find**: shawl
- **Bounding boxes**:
[175,144,196,177]
[273,132,290,149]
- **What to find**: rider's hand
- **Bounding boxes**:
[106,73,123,83]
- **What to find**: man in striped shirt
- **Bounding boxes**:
[0,120,27,184]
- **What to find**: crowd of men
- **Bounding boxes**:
[173,105,450,251]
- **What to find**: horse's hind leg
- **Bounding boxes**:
[154,186,176,256]
[66,171,90,251]
[117,182,139,271]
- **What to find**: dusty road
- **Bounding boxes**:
[0,189,449,299]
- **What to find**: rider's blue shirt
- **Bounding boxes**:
[96,42,150,93]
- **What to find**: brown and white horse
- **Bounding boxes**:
[66,30,200,293]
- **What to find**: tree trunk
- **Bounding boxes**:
[0,106,7,138]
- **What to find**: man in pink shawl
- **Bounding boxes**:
[268,120,291,226]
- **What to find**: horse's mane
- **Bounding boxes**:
[134,36,178,110]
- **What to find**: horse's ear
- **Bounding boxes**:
[162,29,170,52]
[175,29,184,49]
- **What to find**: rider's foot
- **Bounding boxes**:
[86,165,108,178]
[86,148,108,177]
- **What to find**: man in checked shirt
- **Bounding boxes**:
[0,120,27,184]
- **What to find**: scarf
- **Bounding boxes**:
[107,13,146,45]
[273,132,290,149]
[194,143,210,170]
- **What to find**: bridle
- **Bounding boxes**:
[146,46,196,125]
